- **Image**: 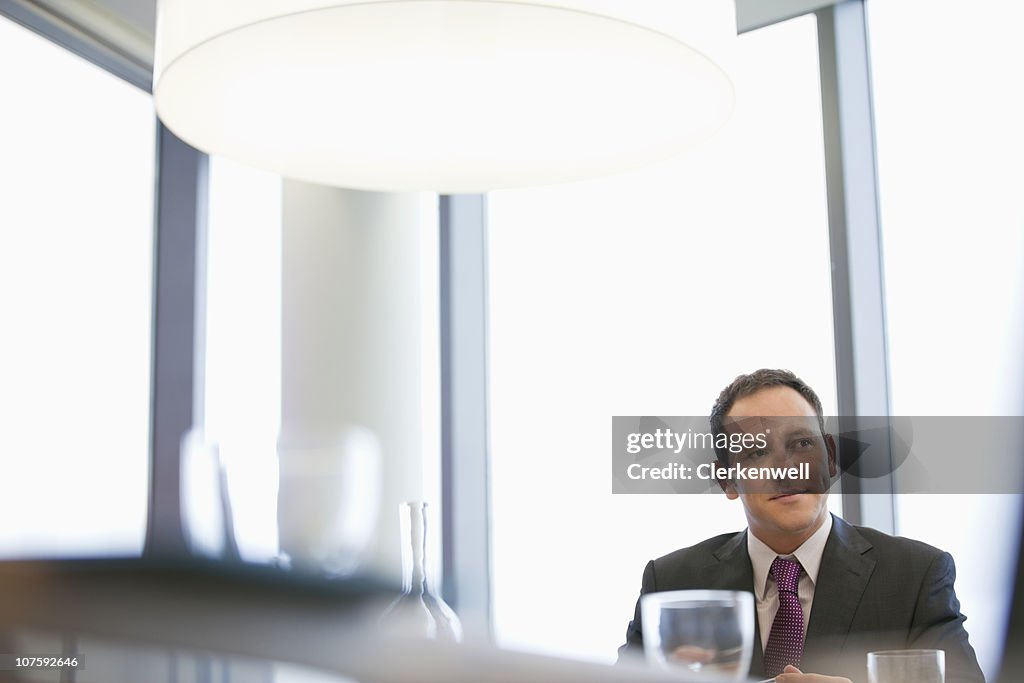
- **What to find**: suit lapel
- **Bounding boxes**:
[805,516,876,656]
[694,518,872,677]
[702,530,764,677]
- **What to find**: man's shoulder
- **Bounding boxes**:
[841,518,951,565]
[652,530,744,573]
[647,517,954,580]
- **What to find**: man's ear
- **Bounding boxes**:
[824,433,838,479]
[713,461,739,499]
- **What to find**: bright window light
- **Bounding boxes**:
[0,15,154,557]
[487,15,835,663]
[868,1,1024,678]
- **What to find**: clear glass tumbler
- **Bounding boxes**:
[868,649,945,683]
[641,590,754,680]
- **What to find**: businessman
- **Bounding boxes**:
[619,369,984,683]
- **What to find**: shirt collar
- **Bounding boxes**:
[747,513,833,600]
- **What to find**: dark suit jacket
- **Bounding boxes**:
[619,515,984,682]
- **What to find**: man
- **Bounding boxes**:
[618,369,984,683]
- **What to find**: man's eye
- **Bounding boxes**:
[794,438,814,449]
[750,448,767,458]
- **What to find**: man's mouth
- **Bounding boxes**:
[770,489,808,500]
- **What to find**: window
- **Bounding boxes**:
[204,157,284,561]
[487,14,837,662]
[868,1,1024,678]
[0,15,155,556]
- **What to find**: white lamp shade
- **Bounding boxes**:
[154,0,736,193]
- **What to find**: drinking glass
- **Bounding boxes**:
[180,429,239,560]
[277,426,381,574]
[868,649,945,683]
[641,590,754,679]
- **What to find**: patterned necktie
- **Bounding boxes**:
[763,557,804,678]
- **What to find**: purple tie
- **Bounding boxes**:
[763,557,804,678]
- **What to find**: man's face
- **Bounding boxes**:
[717,386,837,548]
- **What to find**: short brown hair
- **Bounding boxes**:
[709,369,825,462]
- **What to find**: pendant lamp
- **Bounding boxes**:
[153,0,735,193]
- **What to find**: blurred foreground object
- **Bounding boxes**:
[179,429,240,561]
[277,427,381,575]
[379,502,462,640]
[0,556,708,682]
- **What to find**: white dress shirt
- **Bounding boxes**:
[746,513,833,650]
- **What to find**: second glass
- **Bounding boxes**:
[868,649,945,683]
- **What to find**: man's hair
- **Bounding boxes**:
[709,368,825,463]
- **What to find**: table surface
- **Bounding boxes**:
[0,556,742,683]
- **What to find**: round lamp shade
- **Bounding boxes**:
[154,0,736,193]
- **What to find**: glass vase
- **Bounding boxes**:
[380,501,462,641]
